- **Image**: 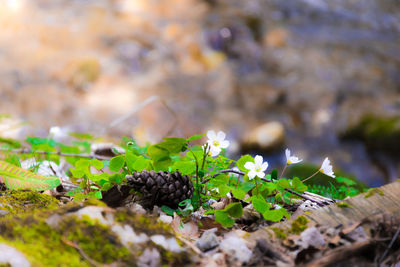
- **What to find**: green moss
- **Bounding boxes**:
[364,188,384,199]
[343,114,400,155]
[271,227,287,240]
[0,213,134,266]
[289,215,309,234]
[62,216,131,264]
[0,190,59,215]
[0,199,194,267]
[336,202,354,208]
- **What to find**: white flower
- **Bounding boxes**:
[285,148,303,165]
[244,155,268,180]
[319,157,335,178]
[206,130,230,157]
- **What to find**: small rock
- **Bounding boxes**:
[137,248,161,267]
[126,202,147,215]
[0,210,9,216]
[299,200,319,211]
[0,243,30,267]
[195,228,219,252]
[111,224,149,246]
[45,214,63,229]
[220,232,252,264]
[297,227,325,248]
[242,121,285,152]
[345,226,367,242]
[150,235,183,253]
[158,214,173,224]
[242,204,261,221]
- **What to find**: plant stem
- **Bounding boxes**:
[280,164,287,179]
[0,148,111,161]
[187,145,202,207]
[302,170,319,183]
[255,178,259,195]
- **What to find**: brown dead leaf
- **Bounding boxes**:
[171,213,199,240]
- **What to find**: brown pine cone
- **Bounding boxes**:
[126,170,194,209]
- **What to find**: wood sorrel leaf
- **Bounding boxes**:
[109,155,125,172]
[224,202,243,218]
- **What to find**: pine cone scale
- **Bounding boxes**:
[126,170,194,209]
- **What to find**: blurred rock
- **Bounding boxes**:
[241,121,285,152]
[220,232,252,264]
[0,243,30,267]
[195,228,219,252]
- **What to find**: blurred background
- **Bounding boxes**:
[0,0,399,187]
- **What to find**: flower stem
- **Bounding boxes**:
[187,145,202,207]
[255,178,260,195]
[280,164,287,179]
[302,170,320,183]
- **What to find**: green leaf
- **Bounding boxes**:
[90,159,104,170]
[292,177,307,193]
[70,168,85,178]
[212,174,229,186]
[186,133,206,142]
[224,202,243,218]
[0,137,21,148]
[277,179,291,189]
[161,205,176,216]
[158,137,187,154]
[215,210,235,228]
[68,132,94,140]
[262,208,290,222]
[132,156,151,172]
[109,155,125,172]
[26,137,57,147]
[148,145,170,162]
[91,173,110,182]
[4,154,21,167]
[76,159,90,169]
[94,191,102,199]
[125,151,138,173]
[252,199,271,214]
[271,169,278,180]
[336,177,357,186]
[231,188,246,199]
[216,185,230,196]
[0,160,61,191]
[240,182,256,193]
[236,155,253,172]
[172,160,196,175]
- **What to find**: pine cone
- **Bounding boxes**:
[126,170,194,209]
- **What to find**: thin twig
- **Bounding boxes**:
[205,169,326,206]
[61,237,102,267]
[0,148,111,161]
[377,224,400,264]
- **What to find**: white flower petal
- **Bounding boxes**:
[254,155,263,166]
[256,171,265,178]
[248,170,256,179]
[220,140,230,149]
[320,157,335,178]
[209,146,221,157]
[216,131,226,141]
[285,148,291,160]
[244,162,255,170]
[207,130,217,140]
[320,157,330,170]
[261,162,269,172]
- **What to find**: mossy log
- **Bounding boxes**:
[245,181,400,266]
[0,191,195,267]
